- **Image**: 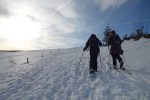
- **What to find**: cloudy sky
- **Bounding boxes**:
[0,0,150,50]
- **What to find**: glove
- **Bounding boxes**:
[120,50,124,55]
[83,47,86,51]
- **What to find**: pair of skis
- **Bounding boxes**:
[89,66,132,80]
[89,70,101,80]
[110,67,132,75]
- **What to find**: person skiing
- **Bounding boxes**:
[83,34,102,74]
[108,30,125,70]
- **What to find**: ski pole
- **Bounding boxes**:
[75,51,84,74]
[122,55,129,67]
[99,51,102,68]
[108,46,111,66]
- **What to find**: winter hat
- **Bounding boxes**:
[91,34,96,38]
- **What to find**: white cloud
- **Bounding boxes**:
[94,0,129,11]
[0,0,81,50]
[32,35,84,49]
[31,0,78,34]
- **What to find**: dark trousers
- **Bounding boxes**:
[111,54,123,68]
[90,51,99,71]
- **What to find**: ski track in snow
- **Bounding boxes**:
[0,39,150,100]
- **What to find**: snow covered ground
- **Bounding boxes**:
[0,38,150,100]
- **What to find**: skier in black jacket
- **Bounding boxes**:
[83,34,102,74]
[108,30,125,70]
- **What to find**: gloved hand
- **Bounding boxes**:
[120,50,124,55]
[83,47,86,51]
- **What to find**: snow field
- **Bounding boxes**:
[0,39,150,100]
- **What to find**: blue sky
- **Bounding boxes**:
[0,0,150,50]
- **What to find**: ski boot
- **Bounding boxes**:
[89,69,95,74]
[113,65,118,70]
[120,61,125,70]
[121,67,126,70]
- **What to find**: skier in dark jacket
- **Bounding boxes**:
[108,30,125,70]
[83,34,102,74]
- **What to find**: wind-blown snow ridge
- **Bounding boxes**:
[0,39,150,100]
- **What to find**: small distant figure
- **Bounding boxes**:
[108,30,125,70]
[83,34,102,74]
